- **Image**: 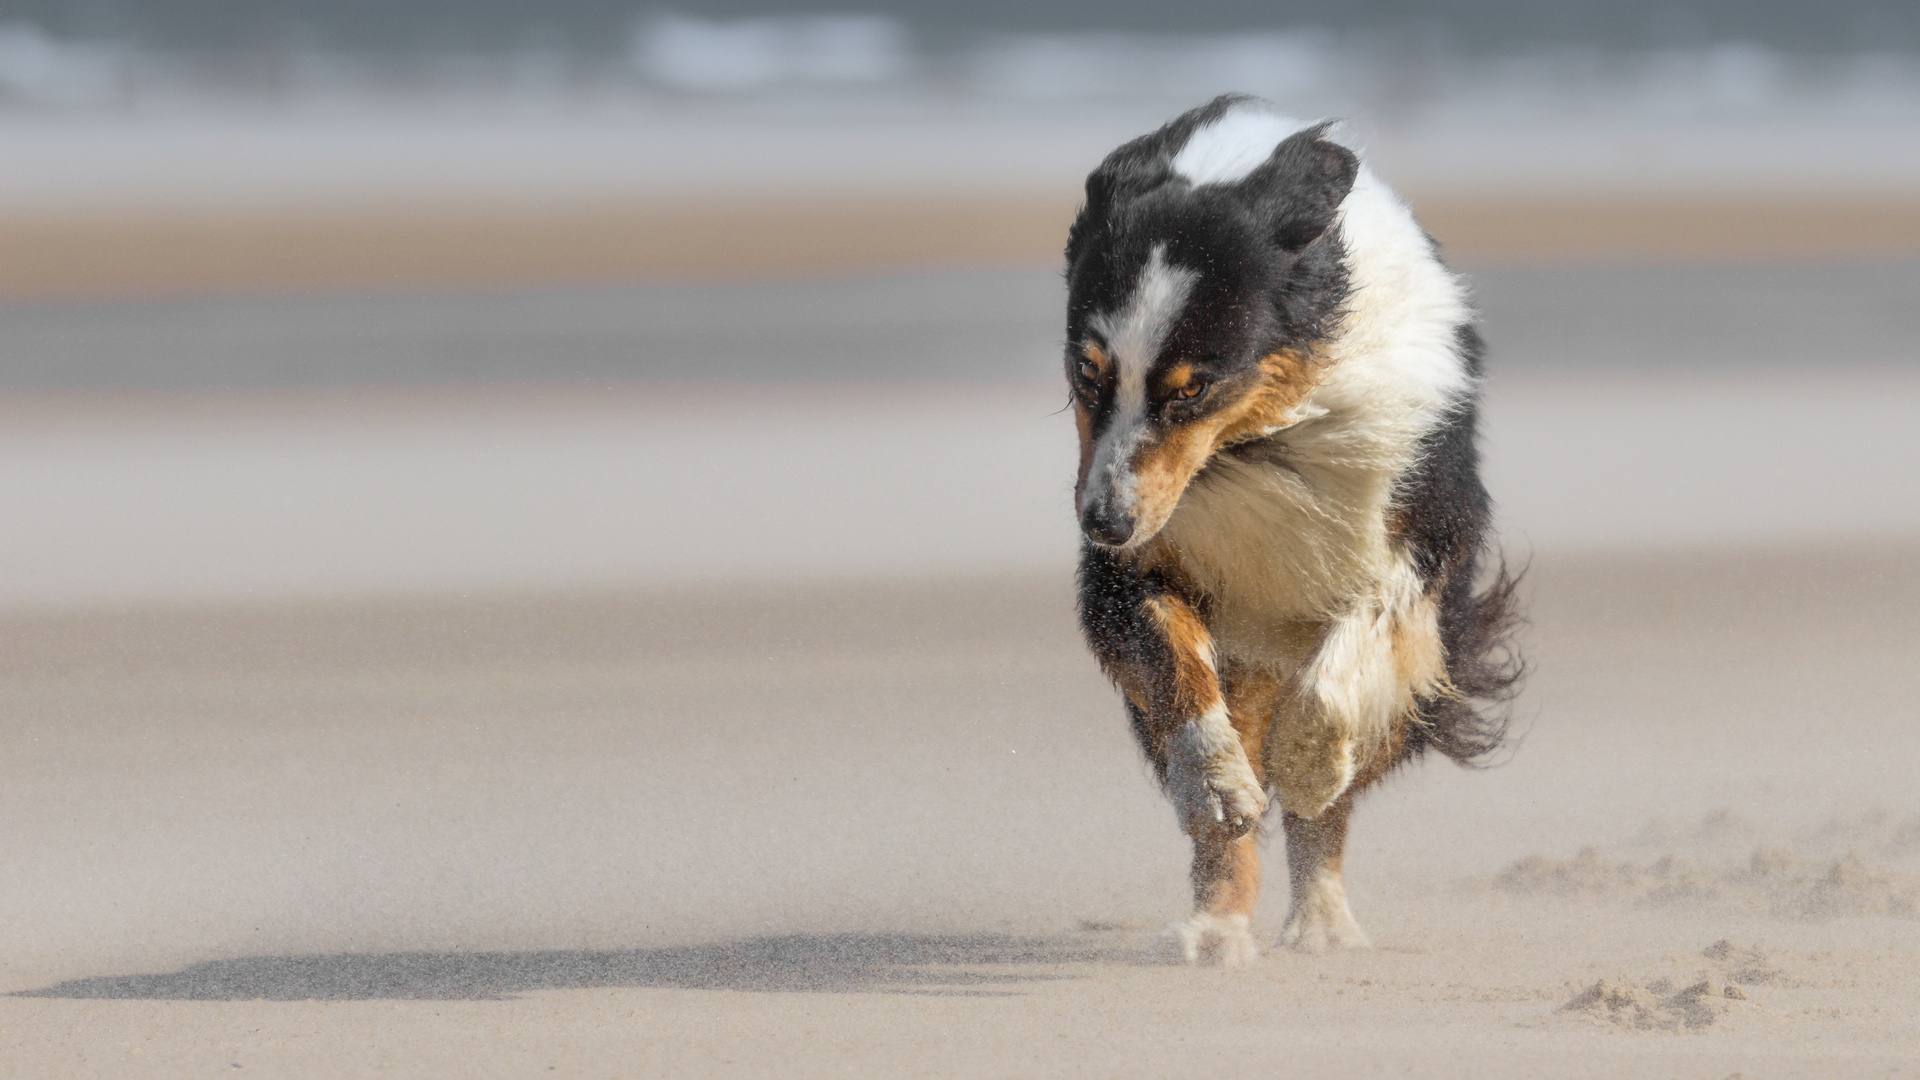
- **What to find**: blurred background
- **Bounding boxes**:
[4,0,1920,1021]
[4,0,1920,602]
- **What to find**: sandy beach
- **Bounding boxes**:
[3,230,1917,1074]
[4,363,1920,1075]
[4,540,1919,1076]
[6,21,1920,1075]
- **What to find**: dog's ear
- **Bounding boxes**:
[1068,158,1153,265]
[1067,139,1174,265]
[1093,94,1246,205]
[1233,122,1359,252]
[1067,95,1249,264]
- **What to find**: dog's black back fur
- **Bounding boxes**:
[1395,325,1525,766]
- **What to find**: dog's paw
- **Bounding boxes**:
[1167,714,1267,837]
[1279,874,1371,953]
[1279,909,1370,953]
[1270,723,1356,821]
[1174,768,1267,838]
[1159,913,1260,967]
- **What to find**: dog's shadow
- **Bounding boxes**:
[13,932,1150,1001]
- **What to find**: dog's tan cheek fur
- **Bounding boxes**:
[1127,423,1222,538]
[1212,351,1326,446]
[1073,402,1095,511]
[1128,356,1312,534]
[1071,341,1110,514]
[1120,350,1331,542]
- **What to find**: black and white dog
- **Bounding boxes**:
[1065,95,1522,963]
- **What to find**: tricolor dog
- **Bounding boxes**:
[1066,95,1523,963]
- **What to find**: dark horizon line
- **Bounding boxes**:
[4,1,1919,56]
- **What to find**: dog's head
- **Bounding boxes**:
[1064,97,1358,549]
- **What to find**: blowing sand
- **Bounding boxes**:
[4,541,1919,1076]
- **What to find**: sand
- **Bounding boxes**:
[4,259,1918,1073]
[11,194,1920,303]
[11,71,1920,1071]
[3,539,1919,1076]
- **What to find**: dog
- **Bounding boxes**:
[1065,95,1523,963]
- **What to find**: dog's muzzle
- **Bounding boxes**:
[1079,500,1136,548]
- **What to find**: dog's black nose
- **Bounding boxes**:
[1080,505,1135,547]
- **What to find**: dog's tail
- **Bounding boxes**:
[1419,552,1527,766]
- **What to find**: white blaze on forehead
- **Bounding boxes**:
[1082,245,1197,522]
[1171,103,1312,187]
[1088,244,1197,416]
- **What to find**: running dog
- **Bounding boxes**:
[1066,95,1523,963]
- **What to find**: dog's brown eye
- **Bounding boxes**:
[1175,378,1208,401]
[1077,359,1101,384]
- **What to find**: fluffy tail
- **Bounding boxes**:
[1419,553,1527,765]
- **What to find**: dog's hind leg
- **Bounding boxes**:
[1278,794,1370,952]
[1162,664,1280,966]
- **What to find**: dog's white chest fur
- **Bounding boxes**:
[1158,433,1393,663]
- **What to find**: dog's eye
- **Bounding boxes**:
[1174,378,1209,401]
[1077,359,1101,384]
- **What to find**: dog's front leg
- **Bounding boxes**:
[1087,586,1268,964]
[1168,663,1284,965]
[1134,594,1268,839]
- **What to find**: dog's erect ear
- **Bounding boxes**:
[1067,95,1250,265]
[1068,153,1164,265]
[1233,122,1360,252]
[1090,94,1246,207]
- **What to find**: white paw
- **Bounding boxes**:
[1279,872,1371,953]
[1167,712,1268,837]
[1160,913,1260,967]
